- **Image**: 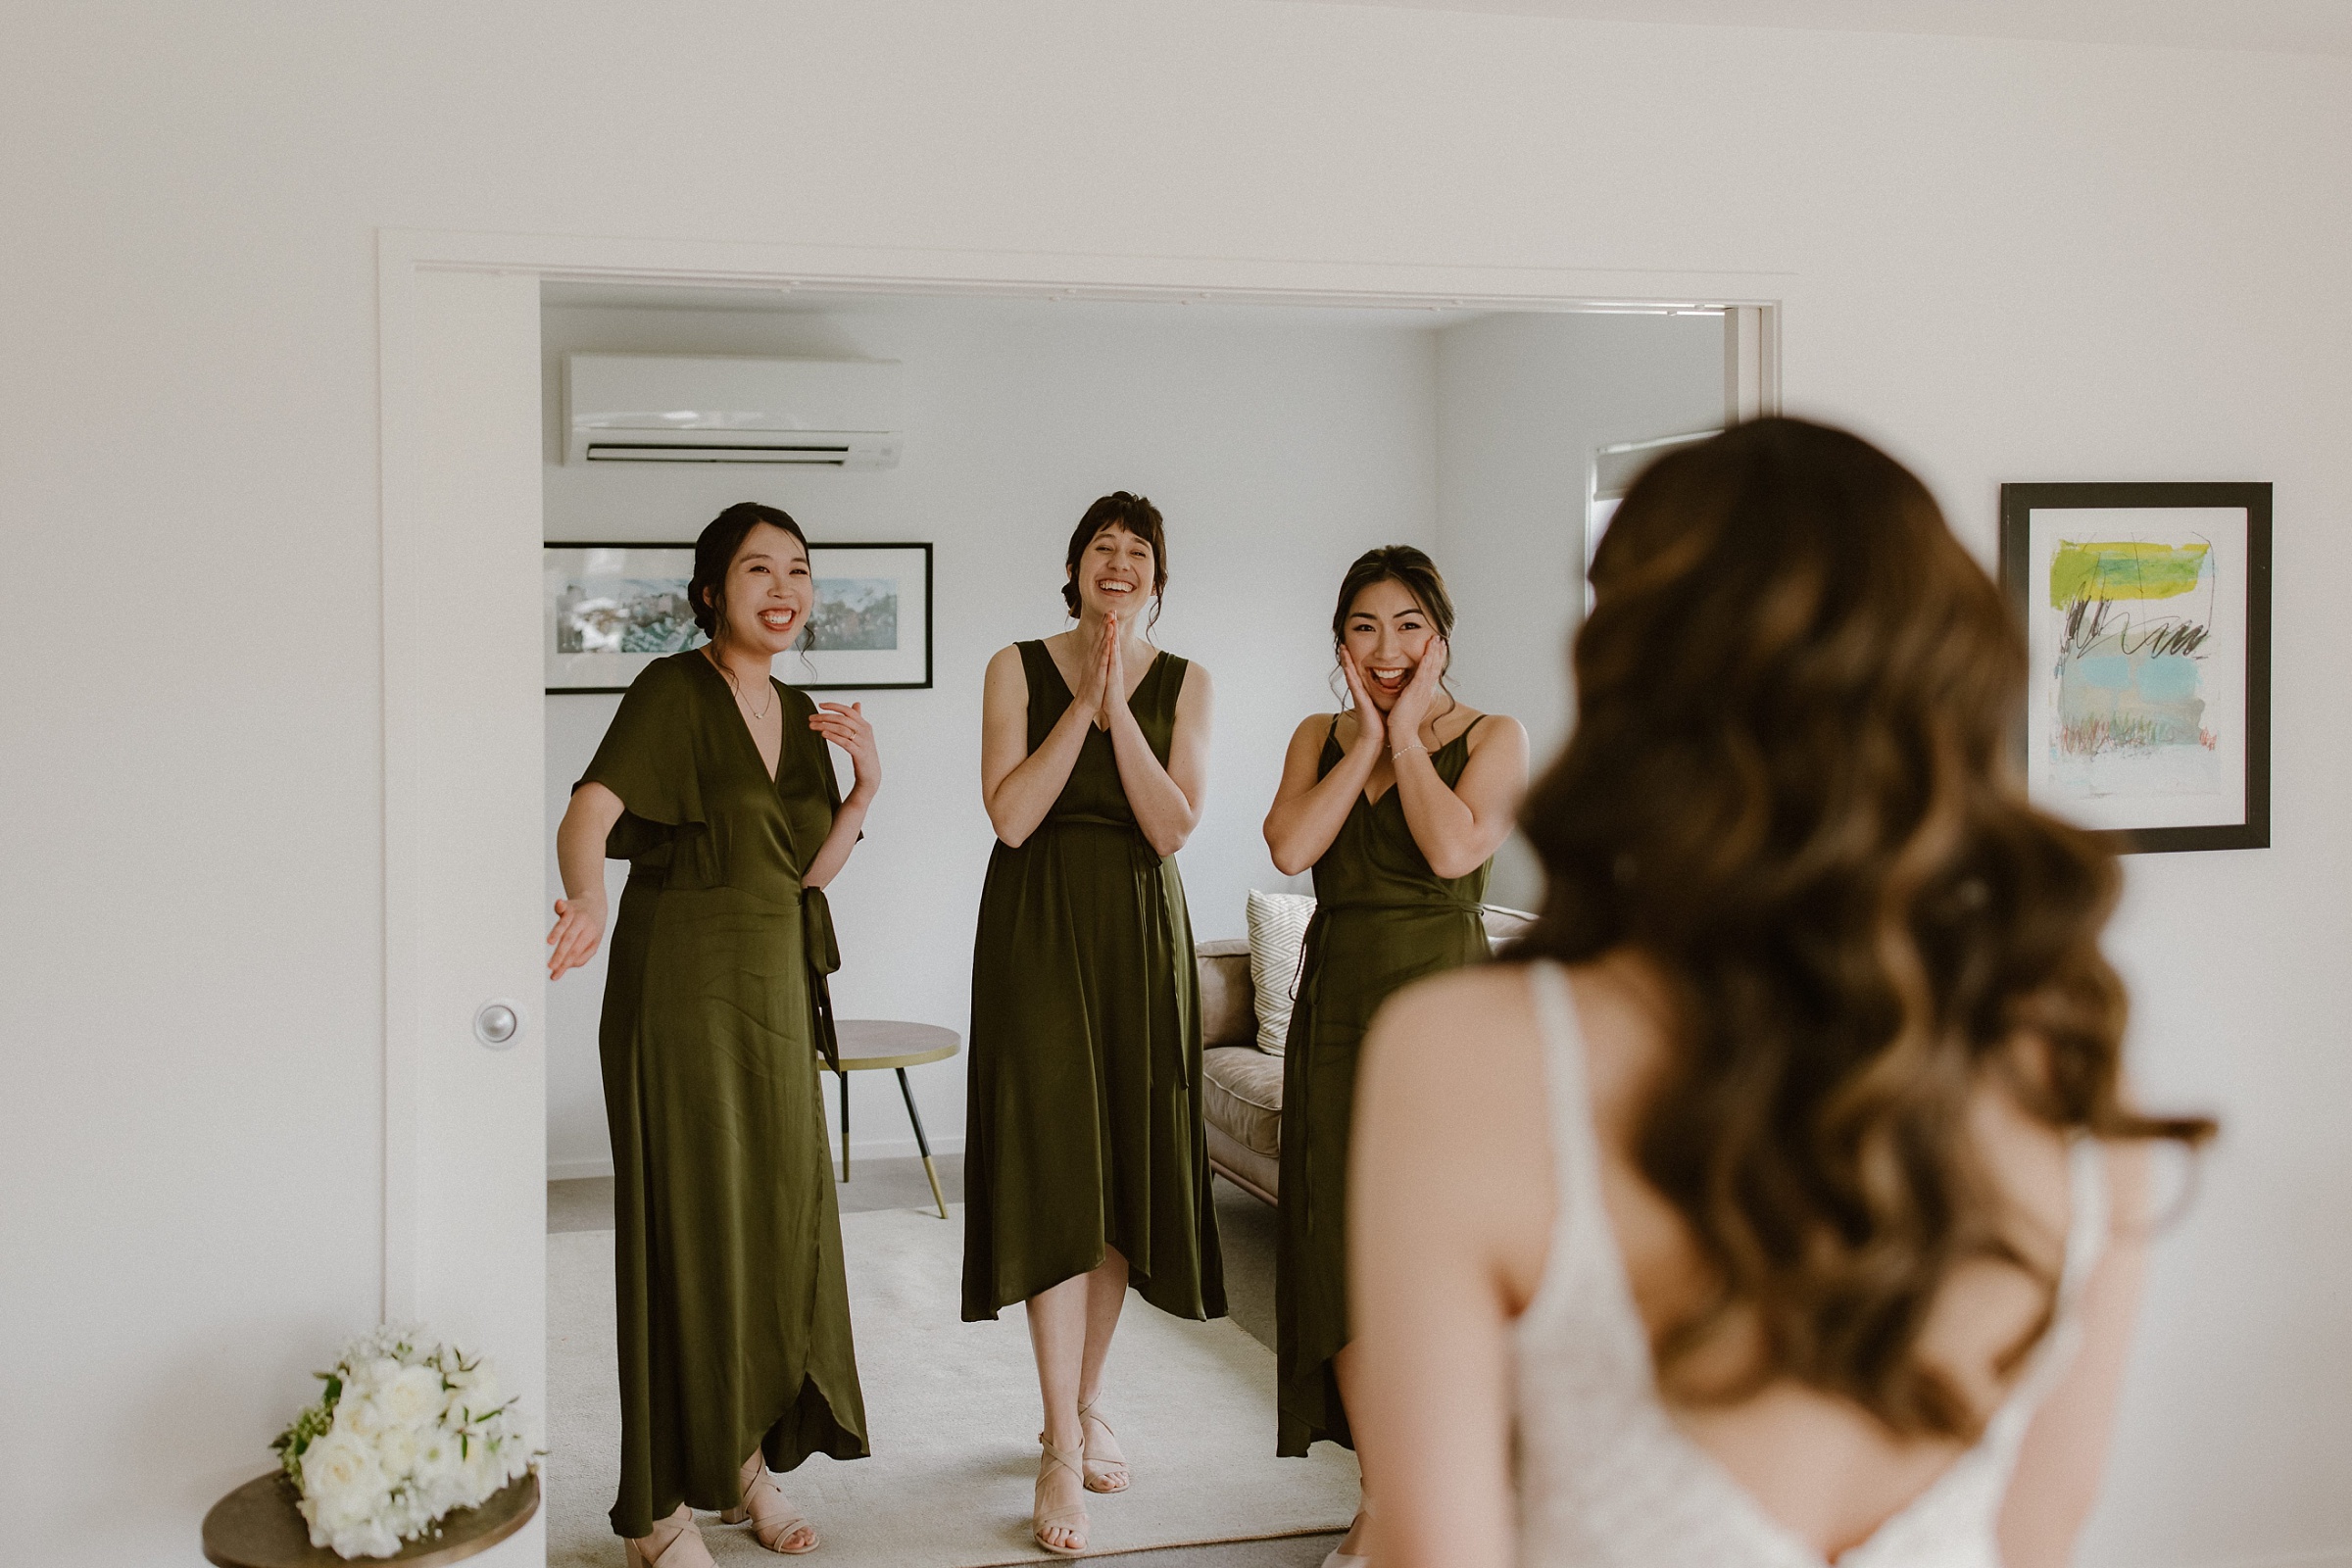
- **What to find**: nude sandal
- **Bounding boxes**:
[1033,1436,1091,1557]
[626,1504,715,1568]
[1076,1396,1129,1494]
[720,1452,819,1555]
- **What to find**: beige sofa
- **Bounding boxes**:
[1196,906,1536,1205]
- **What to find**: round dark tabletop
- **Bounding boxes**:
[202,1470,538,1568]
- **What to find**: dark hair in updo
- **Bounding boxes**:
[1062,492,1167,628]
[689,502,809,645]
[1331,546,1456,704]
[1331,545,1455,651]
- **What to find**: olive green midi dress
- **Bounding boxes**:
[1276,716,1491,1455]
[962,640,1227,1323]
[582,651,868,1540]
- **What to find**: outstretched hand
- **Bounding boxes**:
[547,895,607,980]
[1389,636,1448,745]
[810,701,879,797]
[1339,647,1386,755]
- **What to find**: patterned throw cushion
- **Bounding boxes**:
[1245,889,1316,1055]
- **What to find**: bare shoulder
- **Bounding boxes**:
[1465,710,1528,755]
[1292,710,1337,748]
[1362,965,1546,1136]
[1174,657,1214,713]
[1358,961,1556,1300]
[983,644,1031,709]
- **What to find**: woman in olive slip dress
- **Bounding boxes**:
[1261,547,1529,1568]
[548,504,879,1568]
[966,492,1225,1557]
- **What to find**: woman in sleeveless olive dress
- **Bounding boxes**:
[1262,548,1529,1567]
[967,493,1224,1556]
[549,506,877,1567]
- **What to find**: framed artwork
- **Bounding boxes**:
[544,540,933,693]
[1999,483,2271,854]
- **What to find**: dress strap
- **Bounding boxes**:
[1526,961,1603,1219]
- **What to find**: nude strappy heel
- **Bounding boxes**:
[625,1504,715,1568]
[1033,1436,1091,1557]
[719,1451,819,1554]
[1076,1396,1129,1494]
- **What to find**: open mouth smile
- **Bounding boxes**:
[758,608,797,633]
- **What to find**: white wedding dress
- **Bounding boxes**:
[1512,962,2107,1568]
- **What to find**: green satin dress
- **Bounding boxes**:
[1276,715,1491,1455]
[582,651,868,1540]
[962,640,1227,1323]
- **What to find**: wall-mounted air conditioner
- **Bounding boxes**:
[564,354,905,468]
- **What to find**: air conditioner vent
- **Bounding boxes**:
[564,355,904,470]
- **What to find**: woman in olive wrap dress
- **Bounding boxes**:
[966,493,1224,1557]
[549,504,878,1567]
[1261,547,1529,1567]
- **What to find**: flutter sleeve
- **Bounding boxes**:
[576,658,704,861]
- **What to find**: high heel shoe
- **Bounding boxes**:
[1077,1396,1129,1494]
[720,1451,819,1554]
[1033,1436,1091,1557]
[625,1504,715,1568]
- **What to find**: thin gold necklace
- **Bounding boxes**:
[707,643,774,720]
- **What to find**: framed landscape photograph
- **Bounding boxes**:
[545,540,933,693]
[1999,483,2271,854]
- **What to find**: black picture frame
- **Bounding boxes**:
[544,539,934,694]
[1998,482,2271,855]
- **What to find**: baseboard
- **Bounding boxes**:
[548,1135,964,1185]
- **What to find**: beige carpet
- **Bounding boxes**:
[548,1205,1359,1566]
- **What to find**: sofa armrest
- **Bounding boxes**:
[1197,937,1256,1048]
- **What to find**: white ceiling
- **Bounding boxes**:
[1272,0,2352,57]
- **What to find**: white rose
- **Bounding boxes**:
[380,1364,443,1428]
[301,1431,381,1503]
[410,1431,464,1514]
[373,1423,419,1479]
[461,1437,511,1504]
[335,1396,389,1440]
[348,1355,402,1397]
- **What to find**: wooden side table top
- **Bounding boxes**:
[202,1470,538,1568]
[832,1019,959,1071]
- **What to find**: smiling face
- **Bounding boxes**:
[1343,577,1440,710]
[1070,523,1156,620]
[709,520,814,656]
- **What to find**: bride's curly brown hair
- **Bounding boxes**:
[1519,417,2212,1438]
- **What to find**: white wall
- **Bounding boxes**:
[1436,310,1729,908]
[5,5,2348,1566]
[541,296,1439,1175]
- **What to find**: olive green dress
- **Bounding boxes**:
[582,651,868,1540]
[1276,716,1491,1455]
[962,640,1227,1323]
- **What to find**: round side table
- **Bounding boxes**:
[202,1470,538,1567]
[830,1019,960,1218]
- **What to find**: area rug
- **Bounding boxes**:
[548,1204,1359,1566]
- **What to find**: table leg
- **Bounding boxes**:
[897,1067,948,1219]
[838,1067,850,1183]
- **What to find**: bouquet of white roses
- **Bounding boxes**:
[270,1324,537,1559]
